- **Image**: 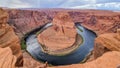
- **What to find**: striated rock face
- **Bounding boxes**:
[94,29,120,58]
[22,51,47,68]
[0,8,23,66]
[6,9,120,39]
[0,47,16,68]
[7,9,51,39]
[37,12,77,51]
[49,51,120,68]
[95,29,120,51]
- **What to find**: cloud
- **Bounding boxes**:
[0,0,32,8]
[0,0,120,11]
[69,2,120,10]
[58,0,96,8]
[9,0,33,8]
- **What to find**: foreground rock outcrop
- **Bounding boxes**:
[0,8,23,66]
[49,51,120,68]
[37,12,77,51]
[21,51,47,68]
[0,47,16,68]
[94,29,120,58]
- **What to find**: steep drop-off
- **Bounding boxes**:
[94,29,120,58]
[0,8,23,66]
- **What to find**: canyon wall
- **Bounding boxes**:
[0,8,23,66]
[6,9,120,39]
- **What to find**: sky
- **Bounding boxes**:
[0,0,120,11]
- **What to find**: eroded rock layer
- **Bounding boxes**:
[0,8,23,66]
[94,29,120,58]
[6,9,120,38]
[37,12,77,51]
[0,47,16,68]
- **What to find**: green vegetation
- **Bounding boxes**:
[21,39,26,50]
[36,30,41,35]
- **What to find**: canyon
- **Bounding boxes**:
[0,8,120,68]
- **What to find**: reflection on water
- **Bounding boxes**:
[25,23,96,65]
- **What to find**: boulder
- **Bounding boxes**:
[0,8,23,66]
[37,12,77,51]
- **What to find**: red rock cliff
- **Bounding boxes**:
[6,9,120,39]
[0,8,23,66]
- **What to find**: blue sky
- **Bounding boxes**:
[0,0,120,11]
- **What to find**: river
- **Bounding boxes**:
[25,23,96,65]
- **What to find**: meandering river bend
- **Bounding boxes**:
[25,23,96,65]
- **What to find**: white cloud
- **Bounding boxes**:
[69,2,120,10]
[9,0,32,8]
[0,0,120,11]
[58,0,96,8]
[0,0,32,8]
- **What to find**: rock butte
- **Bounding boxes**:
[37,12,78,52]
[0,8,23,66]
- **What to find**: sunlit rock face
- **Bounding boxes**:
[7,9,120,39]
[94,29,120,58]
[37,12,77,51]
[0,47,16,68]
[0,8,23,66]
[95,29,120,51]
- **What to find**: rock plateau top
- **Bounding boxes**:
[37,12,78,52]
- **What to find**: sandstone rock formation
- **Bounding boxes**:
[21,51,47,68]
[49,51,120,68]
[0,8,23,66]
[6,9,120,39]
[37,12,77,51]
[94,29,120,58]
[0,47,16,68]
[95,29,120,51]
